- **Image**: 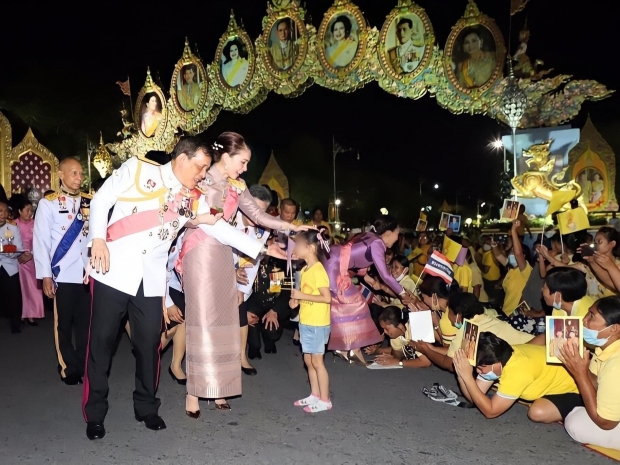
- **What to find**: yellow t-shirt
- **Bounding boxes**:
[453,264,472,292]
[470,261,489,303]
[502,263,532,316]
[412,244,431,277]
[299,262,330,327]
[590,339,620,421]
[551,296,598,318]
[440,309,457,346]
[482,250,500,281]
[387,275,416,308]
[447,313,534,357]
[495,345,579,401]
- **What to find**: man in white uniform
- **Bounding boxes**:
[83,137,265,440]
[0,201,24,334]
[387,17,425,74]
[33,158,91,384]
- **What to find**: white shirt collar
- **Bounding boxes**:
[398,39,413,53]
[280,40,289,48]
[160,162,182,190]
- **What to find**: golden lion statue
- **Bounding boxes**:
[512,139,581,201]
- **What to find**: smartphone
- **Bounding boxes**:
[581,244,595,257]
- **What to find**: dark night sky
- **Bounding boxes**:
[1,0,618,225]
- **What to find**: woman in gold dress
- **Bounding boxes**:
[139,93,163,137]
[221,39,249,88]
[453,28,496,88]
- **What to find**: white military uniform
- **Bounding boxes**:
[83,156,264,425]
[0,221,23,333]
[33,189,91,381]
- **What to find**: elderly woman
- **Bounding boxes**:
[221,39,249,88]
[562,296,620,448]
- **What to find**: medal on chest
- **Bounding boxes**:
[174,188,200,219]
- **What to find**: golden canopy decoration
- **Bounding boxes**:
[569,117,619,212]
[93,132,113,179]
[105,0,613,162]
[258,151,289,201]
[0,112,59,195]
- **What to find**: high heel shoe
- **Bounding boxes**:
[349,350,369,367]
[332,350,352,364]
[169,365,187,385]
[186,394,200,419]
[209,400,232,411]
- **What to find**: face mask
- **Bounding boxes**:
[479,363,501,381]
[552,293,562,310]
[583,326,612,347]
[395,270,407,282]
[507,255,518,268]
[482,244,491,252]
[454,315,463,330]
[404,247,412,257]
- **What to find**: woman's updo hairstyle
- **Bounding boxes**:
[373,215,398,235]
[209,131,247,162]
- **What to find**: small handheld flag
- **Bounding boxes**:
[423,251,454,284]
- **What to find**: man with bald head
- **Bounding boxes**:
[33,157,92,386]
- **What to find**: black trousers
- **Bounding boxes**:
[0,267,22,332]
[240,299,284,351]
[55,282,90,379]
[83,280,163,423]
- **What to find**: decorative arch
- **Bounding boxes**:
[0,111,12,189]
[8,128,59,194]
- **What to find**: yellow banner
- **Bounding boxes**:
[557,207,590,235]
[546,190,577,216]
[442,235,462,263]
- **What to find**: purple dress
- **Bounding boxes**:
[322,232,404,350]
[16,218,44,319]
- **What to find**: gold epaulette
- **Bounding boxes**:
[81,192,93,199]
[45,191,60,201]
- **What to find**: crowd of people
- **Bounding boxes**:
[0,133,618,451]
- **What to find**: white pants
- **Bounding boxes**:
[565,407,620,449]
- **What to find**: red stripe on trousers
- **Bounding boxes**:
[81,278,95,422]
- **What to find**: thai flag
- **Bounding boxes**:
[423,251,454,284]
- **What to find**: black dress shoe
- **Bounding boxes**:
[242,366,257,376]
[248,349,262,360]
[168,366,187,385]
[86,422,106,440]
[135,414,167,431]
[63,375,83,386]
[292,338,301,347]
[264,345,277,354]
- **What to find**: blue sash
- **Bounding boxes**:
[51,215,85,279]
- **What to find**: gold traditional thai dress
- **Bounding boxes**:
[141,113,162,137]
[179,166,288,399]
[455,52,496,88]
[177,82,200,112]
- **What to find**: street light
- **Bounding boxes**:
[434,183,439,189]
[335,199,341,206]
[492,140,503,149]
[380,208,389,215]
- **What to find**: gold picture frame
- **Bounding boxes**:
[134,69,168,141]
[170,39,209,118]
[261,10,309,79]
[443,0,505,96]
[378,0,435,83]
[215,13,256,93]
[317,0,368,77]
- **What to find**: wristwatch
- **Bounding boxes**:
[398,361,404,367]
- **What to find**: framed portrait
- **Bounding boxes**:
[134,71,167,140]
[500,199,520,221]
[460,320,480,366]
[439,212,450,231]
[170,42,208,116]
[317,2,367,75]
[379,3,434,81]
[448,214,461,233]
[264,13,308,76]
[416,219,427,232]
[216,32,255,91]
[576,167,606,208]
[545,316,583,364]
[444,7,505,95]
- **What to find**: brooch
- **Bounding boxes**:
[205,177,213,186]
[145,179,157,191]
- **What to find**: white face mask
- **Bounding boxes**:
[395,270,407,282]
[508,254,518,268]
[483,244,491,252]
[552,293,562,310]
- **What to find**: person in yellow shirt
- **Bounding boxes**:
[562,296,620,449]
[411,232,431,277]
[453,332,581,422]
[493,221,532,317]
[468,250,489,303]
[289,230,332,413]
[542,267,597,317]
[416,275,461,346]
[306,207,331,236]
[412,293,541,372]
[480,236,501,302]
[453,262,472,293]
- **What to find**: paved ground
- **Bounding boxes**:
[0,318,612,465]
